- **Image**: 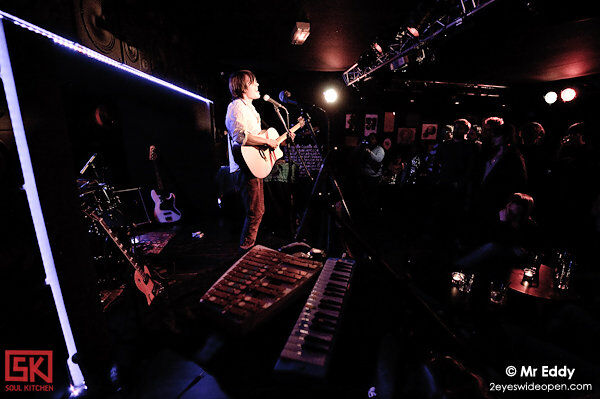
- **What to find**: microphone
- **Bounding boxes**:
[263,94,285,109]
[80,153,97,175]
[279,90,298,105]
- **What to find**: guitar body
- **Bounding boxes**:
[151,189,181,223]
[241,128,285,179]
[134,265,159,305]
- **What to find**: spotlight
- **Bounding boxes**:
[560,88,576,102]
[407,27,419,38]
[291,22,310,45]
[372,42,384,55]
[394,27,419,42]
[323,88,338,103]
[544,91,557,104]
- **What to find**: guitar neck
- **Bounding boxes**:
[276,123,303,146]
[89,212,144,274]
[152,161,164,191]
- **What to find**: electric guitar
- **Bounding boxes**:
[149,145,182,223]
[83,208,163,305]
[239,118,305,178]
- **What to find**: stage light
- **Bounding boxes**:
[544,91,557,104]
[323,88,338,103]
[560,88,576,102]
[372,42,383,54]
[407,27,419,38]
[291,22,310,45]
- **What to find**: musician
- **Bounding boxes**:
[225,70,294,251]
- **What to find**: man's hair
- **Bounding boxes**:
[508,192,534,219]
[520,122,545,146]
[484,116,504,127]
[228,70,256,99]
[494,123,517,147]
[454,118,472,131]
[565,121,586,141]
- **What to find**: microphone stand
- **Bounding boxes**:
[271,104,311,237]
[272,105,313,181]
[294,107,351,254]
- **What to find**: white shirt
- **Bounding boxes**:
[225,98,262,173]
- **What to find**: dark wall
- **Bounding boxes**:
[3,22,215,365]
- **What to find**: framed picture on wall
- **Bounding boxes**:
[364,114,378,136]
[397,127,416,144]
[383,112,395,133]
[382,137,392,151]
[421,123,438,140]
[345,113,356,131]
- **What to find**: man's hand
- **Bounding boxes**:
[266,139,278,149]
[289,131,296,141]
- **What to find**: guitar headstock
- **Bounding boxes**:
[149,145,158,161]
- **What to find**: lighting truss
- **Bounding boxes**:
[343,0,500,87]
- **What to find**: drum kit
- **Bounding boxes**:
[77,153,159,306]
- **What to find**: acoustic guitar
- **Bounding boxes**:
[239,118,305,179]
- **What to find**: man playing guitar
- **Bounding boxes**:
[225,70,295,251]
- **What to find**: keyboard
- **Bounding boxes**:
[199,245,323,334]
[275,257,356,378]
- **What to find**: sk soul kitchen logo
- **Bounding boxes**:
[4,350,54,392]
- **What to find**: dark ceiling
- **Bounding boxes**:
[2,0,599,86]
[158,0,600,84]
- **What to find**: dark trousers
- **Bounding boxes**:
[234,169,265,249]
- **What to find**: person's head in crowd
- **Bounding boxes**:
[466,125,481,142]
[482,116,504,144]
[491,122,516,150]
[558,122,589,159]
[388,154,404,174]
[439,125,453,142]
[367,133,379,148]
[562,122,587,146]
[453,119,471,142]
[519,122,545,147]
[499,192,534,229]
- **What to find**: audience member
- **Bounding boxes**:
[550,122,599,252]
[361,133,385,182]
[476,122,528,224]
[437,119,479,191]
[455,193,539,280]
[518,122,550,195]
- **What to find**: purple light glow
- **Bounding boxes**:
[0,10,212,105]
[0,17,86,389]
